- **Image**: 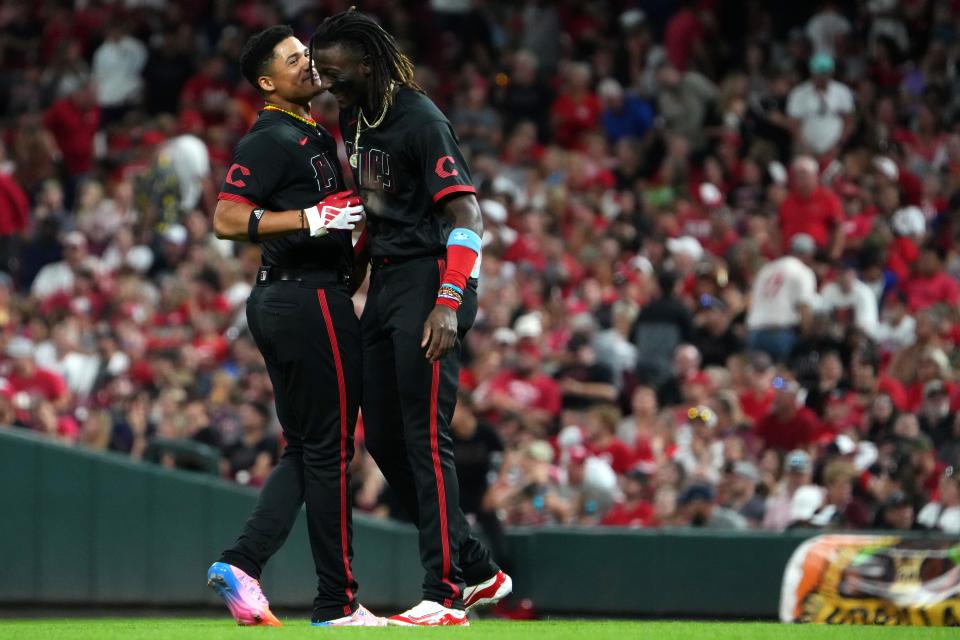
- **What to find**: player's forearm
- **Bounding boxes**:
[213,200,305,241]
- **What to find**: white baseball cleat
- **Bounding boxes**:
[387,600,469,626]
[312,604,386,627]
[464,570,513,611]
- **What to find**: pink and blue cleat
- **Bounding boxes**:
[206,562,282,626]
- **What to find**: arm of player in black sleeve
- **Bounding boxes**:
[416,121,485,361]
[213,134,319,241]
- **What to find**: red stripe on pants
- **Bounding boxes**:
[430,357,458,608]
[317,289,354,616]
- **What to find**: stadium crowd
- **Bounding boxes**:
[1,0,960,539]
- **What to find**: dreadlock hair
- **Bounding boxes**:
[239,25,294,94]
[310,9,423,116]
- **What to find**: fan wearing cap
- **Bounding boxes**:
[753,375,822,453]
[785,53,855,156]
[778,156,845,259]
[762,450,814,531]
[720,461,767,527]
[678,483,747,530]
[482,338,562,433]
[745,233,819,362]
[6,336,70,413]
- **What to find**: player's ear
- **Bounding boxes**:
[359,55,372,77]
[258,75,275,93]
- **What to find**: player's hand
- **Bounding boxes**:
[421,305,458,362]
[303,190,364,237]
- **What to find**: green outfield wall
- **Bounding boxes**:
[0,427,815,617]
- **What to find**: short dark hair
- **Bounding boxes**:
[239,25,295,92]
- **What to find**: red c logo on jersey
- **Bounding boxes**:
[435,156,458,179]
[226,163,251,187]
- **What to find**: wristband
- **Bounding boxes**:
[436,283,464,310]
[248,207,265,243]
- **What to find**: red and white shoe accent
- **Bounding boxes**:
[464,570,513,611]
[387,600,469,626]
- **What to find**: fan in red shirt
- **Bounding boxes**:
[584,404,635,475]
[42,83,100,178]
[600,469,654,527]
[739,352,776,425]
[550,62,601,149]
[481,338,562,433]
[753,375,821,453]
[901,245,960,312]
[180,57,234,126]
[5,336,70,412]
[778,156,844,258]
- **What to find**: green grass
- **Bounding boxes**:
[0,619,954,640]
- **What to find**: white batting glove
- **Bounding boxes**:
[303,190,364,237]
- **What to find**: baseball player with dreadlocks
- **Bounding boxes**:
[311,9,512,626]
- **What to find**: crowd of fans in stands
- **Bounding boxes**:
[1,0,959,539]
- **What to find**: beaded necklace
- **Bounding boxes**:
[263,104,317,127]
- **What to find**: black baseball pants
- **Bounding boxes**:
[219,273,361,622]
[361,256,499,609]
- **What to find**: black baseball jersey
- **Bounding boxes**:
[218,109,351,272]
[340,87,476,259]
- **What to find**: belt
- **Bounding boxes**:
[256,266,349,286]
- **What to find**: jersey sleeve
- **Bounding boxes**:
[410,119,476,204]
[218,134,287,208]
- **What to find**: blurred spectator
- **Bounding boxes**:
[91,22,148,123]
[917,466,960,534]
[30,231,101,301]
[5,336,70,413]
[222,400,278,485]
[632,270,693,388]
[763,449,814,530]
[819,265,878,339]
[746,233,819,362]
[597,78,654,143]
[600,469,653,527]
[479,338,561,435]
[753,375,821,454]
[677,483,747,529]
[786,53,854,157]
[42,82,100,196]
[779,156,844,257]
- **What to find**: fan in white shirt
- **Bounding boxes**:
[917,467,960,534]
[786,53,855,155]
[818,266,879,338]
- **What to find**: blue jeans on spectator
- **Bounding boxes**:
[747,327,797,363]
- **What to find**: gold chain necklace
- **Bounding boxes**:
[350,84,394,169]
[263,104,316,127]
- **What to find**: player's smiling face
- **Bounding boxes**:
[261,36,322,101]
[313,43,370,110]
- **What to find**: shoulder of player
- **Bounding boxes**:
[396,88,450,126]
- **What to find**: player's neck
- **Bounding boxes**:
[265,97,312,120]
